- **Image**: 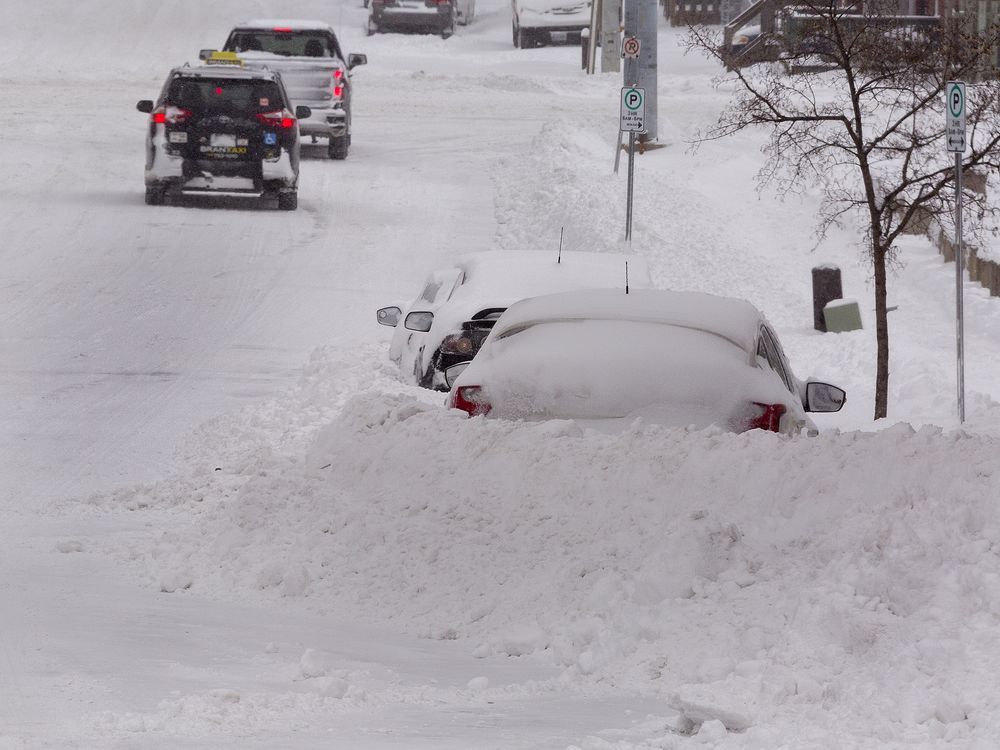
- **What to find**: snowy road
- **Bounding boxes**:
[3,0,1000,748]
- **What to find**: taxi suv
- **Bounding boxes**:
[448,288,847,435]
[136,55,310,209]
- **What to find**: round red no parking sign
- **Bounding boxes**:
[623,37,640,58]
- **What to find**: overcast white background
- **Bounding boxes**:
[2,1,1000,748]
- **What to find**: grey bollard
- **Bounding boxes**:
[812,265,843,332]
[581,28,590,70]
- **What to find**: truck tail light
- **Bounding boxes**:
[744,402,786,433]
[256,110,296,129]
[449,386,492,417]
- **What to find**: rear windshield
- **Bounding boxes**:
[166,77,285,115]
[225,30,332,57]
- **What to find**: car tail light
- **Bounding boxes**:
[449,386,492,416]
[256,110,296,129]
[745,402,786,433]
[440,334,474,355]
[152,106,192,125]
[331,69,344,99]
[426,0,449,6]
[273,26,293,32]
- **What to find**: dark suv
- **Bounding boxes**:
[136,55,310,210]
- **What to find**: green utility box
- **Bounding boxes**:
[823,299,863,333]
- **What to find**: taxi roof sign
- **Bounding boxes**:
[206,51,243,66]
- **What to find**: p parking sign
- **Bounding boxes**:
[620,86,645,133]
[946,81,966,153]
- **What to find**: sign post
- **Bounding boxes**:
[620,86,645,242]
[946,80,966,423]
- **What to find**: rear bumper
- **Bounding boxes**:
[146,151,297,191]
[298,106,348,138]
[517,9,590,30]
[371,5,452,29]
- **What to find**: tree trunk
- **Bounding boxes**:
[873,244,890,419]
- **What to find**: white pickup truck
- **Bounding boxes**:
[205,19,367,160]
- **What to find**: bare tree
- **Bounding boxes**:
[688,3,1000,419]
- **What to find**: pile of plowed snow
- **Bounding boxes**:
[92,345,1000,743]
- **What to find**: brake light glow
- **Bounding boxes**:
[273,27,293,32]
[152,106,192,125]
[450,386,492,417]
[256,110,297,129]
[333,69,344,80]
[745,402,786,433]
[333,86,343,97]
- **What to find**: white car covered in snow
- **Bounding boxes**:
[447,288,846,434]
[512,0,591,48]
[377,250,649,391]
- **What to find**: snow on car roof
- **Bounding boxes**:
[237,19,334,31]
[491,287,765,354]
[173,63,280,81]
[450,250,647,304]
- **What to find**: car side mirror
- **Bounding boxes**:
[348,53,368,69]
[444,362,470,389]
[377,306,402,327]
[805,381,846,413]
[404,311,434,332]
[199,48,215,61]
[136,100,154,114]
[295,105,312,119]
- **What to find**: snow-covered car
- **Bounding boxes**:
[730,24,761,53]
[136,54,309,209]
[377,250,650,391]
[368,0,471,38]
[512,0,591,48]
[216,20,367,160]
[446,288,846,434]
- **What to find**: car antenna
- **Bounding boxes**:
[625,261,630,294]
[558,227,563,264]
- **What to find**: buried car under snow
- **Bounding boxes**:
[446,288,846,434]
[377,250,650,391]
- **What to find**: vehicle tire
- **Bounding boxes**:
[277,190,298,211]
[366,17,379,35]
[328,135,349,160]
[441,10,456,38]
[144,185,164,205]
[517,26,533,48]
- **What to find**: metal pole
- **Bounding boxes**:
[587,0,601,74]
[622,0,657,142]
[955,151,966,423]
[601,0,621,72]
[625,131,635,241]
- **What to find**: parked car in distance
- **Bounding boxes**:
[216,20,367,160]
[512,0,591,48]
[136,53,307,209]
[447,288,846,434]
[368,0,473,38]
[377,250,649,391]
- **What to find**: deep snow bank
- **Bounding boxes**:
[94,343,1000,745]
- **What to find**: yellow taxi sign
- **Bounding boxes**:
[205,51,243,66]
